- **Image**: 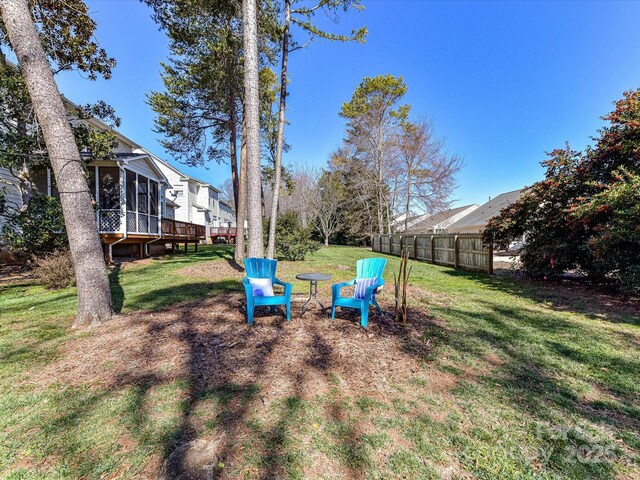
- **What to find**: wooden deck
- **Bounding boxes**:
[210,226,237,243]
[101,218,206,260]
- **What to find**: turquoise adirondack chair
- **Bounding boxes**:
[331,258,387,327]
[242,258,292,325]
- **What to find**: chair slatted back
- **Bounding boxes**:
[244,258,278,279]
[356,258,387,279]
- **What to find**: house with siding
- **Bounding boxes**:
[395,204,480,234]
[0,97,219,260]
[447,189,523,233]
[151,156,236,244]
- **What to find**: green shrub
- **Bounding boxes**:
[573,168,640,293]
[271,211,319,261]
[2,194,67,257]
[34,250,76,290]
[485,88,640,292]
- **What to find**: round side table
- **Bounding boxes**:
[296,273,332,316]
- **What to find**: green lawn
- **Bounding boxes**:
[0,245,638,479]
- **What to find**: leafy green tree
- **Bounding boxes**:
[3,194,67,256]
[145,0,280,262]
[574,167,640,292]
[328,144,378,243]
[266,210,318,260]
[485,88,640,292]
[339,74,409,235]
[265,0,367,258]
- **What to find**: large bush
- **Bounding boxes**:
[271,211,319,261]
[573,167,640,293]
[485,89,640,292]
[2,194,68,257]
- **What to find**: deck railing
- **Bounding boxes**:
[97,209,205,240]
[97,209,121,232]
[162,218,206,240]
[210,226,237,236]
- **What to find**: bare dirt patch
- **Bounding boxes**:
[0,264,34,286]
[177,259,244,283]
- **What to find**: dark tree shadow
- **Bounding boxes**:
[27,253,639,480]
[109,264,124,313]
[441,268,640,327]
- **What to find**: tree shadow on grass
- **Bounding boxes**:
[109,264,125,313]
[100,284,381,479]
[19,262,638,479]
[440,268,640,327]
[436,299,639,477]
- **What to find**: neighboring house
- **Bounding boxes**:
[0,97,208,260]
[396,204,480,234]
[218,199,236,227]
[447,189,523,233]
[151,156,236,244]
[0,166,23,224]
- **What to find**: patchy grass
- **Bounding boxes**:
[0,245,638,479]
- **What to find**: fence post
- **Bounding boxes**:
[488,243,494,275]
[430,235,435,264]
[413,235,417,261]
[454,235,459,269]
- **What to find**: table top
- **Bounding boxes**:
[296,273,332,281]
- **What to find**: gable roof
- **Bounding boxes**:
[146,150,221,193]
[62,95,143,152]
[404,204,478,232]
[448,189,523,230]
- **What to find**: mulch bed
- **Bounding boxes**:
[30,291,455,478]
[33,294,450,397]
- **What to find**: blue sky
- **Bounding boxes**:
[57,0,640,207]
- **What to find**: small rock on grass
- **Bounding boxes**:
[160,434,225,480]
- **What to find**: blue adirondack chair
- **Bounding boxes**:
[242,258,292,325]
[331,258,387,327]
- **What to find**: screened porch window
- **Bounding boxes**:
[126,169,136,210]
[125,169,137,231]
[150,180,158,216]
[99,166,120,209]
[120,169,161,234]
[137,175,149,214]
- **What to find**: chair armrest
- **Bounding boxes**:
[365,279,385,299]
[332,278,356,297]
[273,277,292,296]
[242,278,254,303]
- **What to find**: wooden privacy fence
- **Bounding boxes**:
[372,233,493,274]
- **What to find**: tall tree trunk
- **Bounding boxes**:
[229,94,239,213]
[404,175,411,231]
[376,181,384,234]
[376,139,384,234]
[266,0,290,259]
[243,0,264,258]
[1,0,113,326]
[234,115,248,264]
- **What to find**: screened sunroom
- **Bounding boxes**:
[91,162,162,235]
